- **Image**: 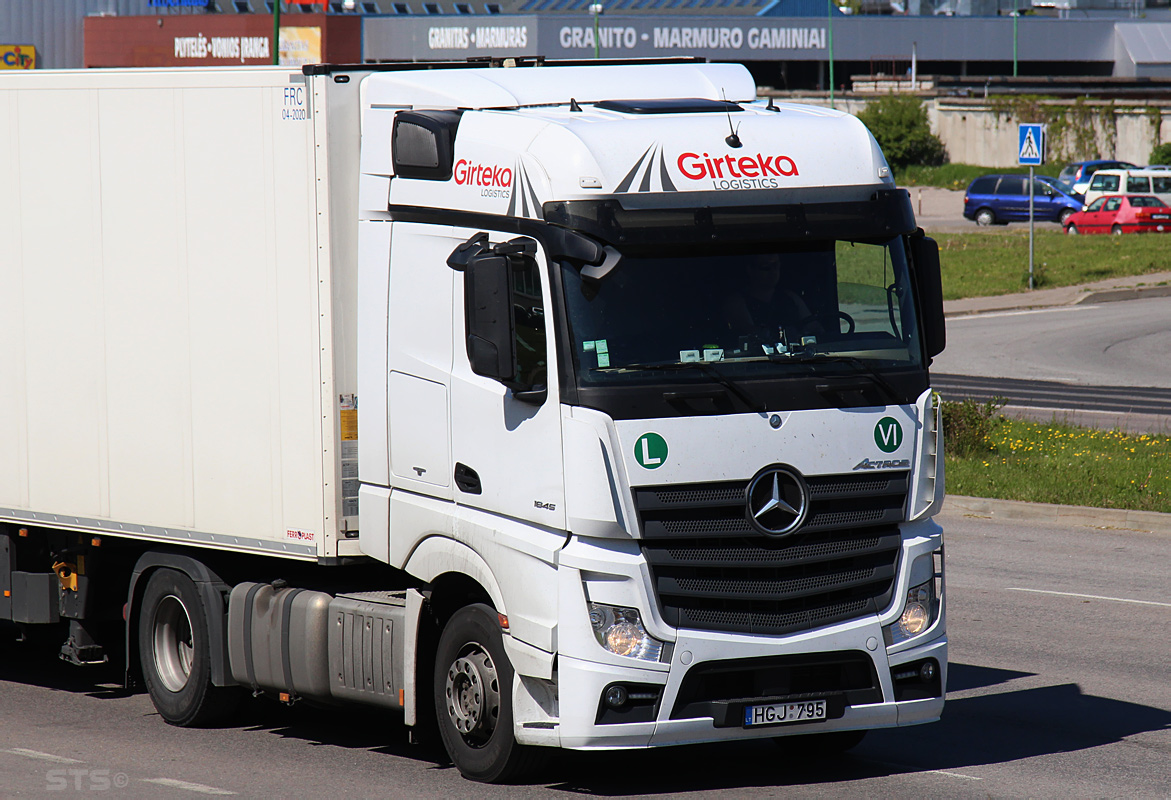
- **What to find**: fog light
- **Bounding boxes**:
[604,684,628,708]
[588,603,665,662]
[920,661,937,682]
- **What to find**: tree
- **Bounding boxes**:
[1149,142,1171,166]
[855,94,946,170]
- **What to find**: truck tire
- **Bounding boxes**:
[138,568,239,727]
[433,603,544,783]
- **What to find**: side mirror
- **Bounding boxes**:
[451,234,547,404]
[909,230,946,360]
[463,252,518,384]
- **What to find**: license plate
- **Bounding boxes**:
[1153,214,1169,220]
[743,699,827,727]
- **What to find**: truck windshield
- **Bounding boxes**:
[560,238,922,389]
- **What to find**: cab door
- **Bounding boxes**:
[447,228,566,534]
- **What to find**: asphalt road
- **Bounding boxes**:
[932,296,1171,389]
[2,513,1168,798]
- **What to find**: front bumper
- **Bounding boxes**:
[554,625,946,750]
[541,516,946,750]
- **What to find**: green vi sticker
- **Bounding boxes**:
[634,432,668,469]
[874,417,903,453]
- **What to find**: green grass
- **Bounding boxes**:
[945,413,1171,514]
[936,230,1171,300]
[898,162,1062,190]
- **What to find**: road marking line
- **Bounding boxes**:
[928,770,983,781]
[865,758,982,781]
[141,778,236,795]
[1008,588,1171,608]
[5,748,84,764]
[949,306,1089,321]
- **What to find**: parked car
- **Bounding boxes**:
[1063,195,1171,235]
[963,174,1084,226]
[1082,168,1171,207]
[1057,159,1138,195]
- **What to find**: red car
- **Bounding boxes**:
[1064,195,1171,235]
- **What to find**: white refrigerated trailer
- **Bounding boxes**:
[0,59,947,783]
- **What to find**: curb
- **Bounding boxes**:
[1077,285,1171,305]
[942,494,1171,535]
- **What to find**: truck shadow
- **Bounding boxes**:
[5,644,1168,792]
[544,663,1171,794]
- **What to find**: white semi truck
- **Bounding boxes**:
[0,59,947,783]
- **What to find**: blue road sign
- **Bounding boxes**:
[1018,124,1044,166]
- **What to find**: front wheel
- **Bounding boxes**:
[1066,224,1079,235]
[1059,208,1075,225]
[434,604,544,783]
[138,568,240,727]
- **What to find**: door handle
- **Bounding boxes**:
[454,463,482,495]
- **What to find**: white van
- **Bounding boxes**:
[1083,168,1171,207]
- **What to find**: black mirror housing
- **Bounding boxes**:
[464,254,517,383]
[909,230,946,360]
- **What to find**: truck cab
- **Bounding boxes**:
[350,60,947,780]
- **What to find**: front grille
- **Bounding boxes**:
[636,471,906,636]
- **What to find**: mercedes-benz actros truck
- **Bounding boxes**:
[0,58,946,783]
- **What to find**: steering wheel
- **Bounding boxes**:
[796,311,856,336]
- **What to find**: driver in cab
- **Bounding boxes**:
[721,254,817,349]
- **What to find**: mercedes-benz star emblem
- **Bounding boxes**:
[746,466,809,536]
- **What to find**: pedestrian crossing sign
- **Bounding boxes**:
[1018,124,1045,166]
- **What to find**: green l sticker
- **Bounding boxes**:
[874,417,903,453]
[634,432,668,469]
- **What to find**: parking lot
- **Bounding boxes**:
[911,187,1066,234]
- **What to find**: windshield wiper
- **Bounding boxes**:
[770,353,902,403]
[596,361,766,413]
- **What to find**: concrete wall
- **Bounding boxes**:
[933,99,1170,166]
[787,96,1170,167]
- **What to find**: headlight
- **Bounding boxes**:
[884,551,942,646]
[588,603,666,663]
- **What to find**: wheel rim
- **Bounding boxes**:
[444,644,501,747]
[152,594,195,693]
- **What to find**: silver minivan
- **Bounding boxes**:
[1083,169,1171,207]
